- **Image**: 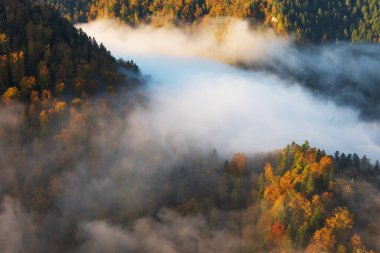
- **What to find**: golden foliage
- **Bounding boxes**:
[279,171,294,192]
[325,207,353,231]
[311,195,321,206]
[307,227,336,252]
[231,153,247,176]
[321,191,333,203]
[320,156,333,175]
[0,54,7,62]
[270,194,285,220]
[337,244,347,253]
[351,233,363,249]
[39,110,50,136]
[19,76,36,95]
[42,89,52,100]
[264,182,282,204]
[10,51,24,63]
[30,90,39,105]
[0,33,8,43]
[264,163,275,183]
[55,82,64,96]
[54,101,67,114]
[41,89,53,108]
[310,155,333,177]
[288,192,312,219]
[351,233,374,252]
[3,86,19,103]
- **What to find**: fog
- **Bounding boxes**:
[77,18,287,64]
[79,210,240,253]
[79,19,380,160]
[0,18,378,253]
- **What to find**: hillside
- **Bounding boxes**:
[0,0,139,103]
[38,0,380,42]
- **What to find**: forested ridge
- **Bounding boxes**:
[0,0,139,102]
[38,0,380,42]
[0,0,140,137]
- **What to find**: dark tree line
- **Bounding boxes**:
[267,0,380,42]
[38,0,380,42]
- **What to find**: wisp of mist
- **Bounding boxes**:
[78,19,380,160]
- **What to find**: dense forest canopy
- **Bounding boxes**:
[0,0,139,101]
[38,0,380,42]
[0,0,140,136]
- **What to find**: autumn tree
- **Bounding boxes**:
[3,87,19,104]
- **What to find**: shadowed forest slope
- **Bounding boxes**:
[0,0,140,103]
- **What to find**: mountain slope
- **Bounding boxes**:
[38,0,380,43]
[0,0,139,103]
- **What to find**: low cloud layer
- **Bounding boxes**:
[78,18,287,64]
[79,20,380,120]
[79,19,380,160]
[255,43,380,120]
[79,210,240,253]
[0,18,378,253]
[0,197,39,253]
[0,95,246,252]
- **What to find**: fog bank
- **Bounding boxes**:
[79,19,380,160]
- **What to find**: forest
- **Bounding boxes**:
[0,0,140,100]
[38,0,380,42]
[0,0,140,135]
[0,0,379,252]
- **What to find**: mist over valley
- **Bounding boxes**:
[0,1,379,252]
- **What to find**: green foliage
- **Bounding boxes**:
[309,207,323,231]
[268,0,380,42]
[38,0,380,42]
